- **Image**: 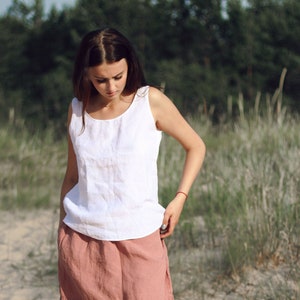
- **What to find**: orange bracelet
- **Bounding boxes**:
[176,191,188,199]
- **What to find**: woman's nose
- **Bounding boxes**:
[106,80,114,91]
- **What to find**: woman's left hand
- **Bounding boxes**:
[160,194,186,238]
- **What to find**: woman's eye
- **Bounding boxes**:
[114,76,122,81]
[96,79,106,84]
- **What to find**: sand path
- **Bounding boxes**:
[0,210,59,300]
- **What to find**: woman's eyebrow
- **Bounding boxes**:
[93,71,124,80]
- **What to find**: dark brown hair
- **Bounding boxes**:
[72,27,147,126]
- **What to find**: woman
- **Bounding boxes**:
[58,27,206,300]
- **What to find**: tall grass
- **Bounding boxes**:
[0,126,66,209]
[200,113,300,273]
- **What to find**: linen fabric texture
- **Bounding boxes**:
[58,224,174,300]
[63,86,165,241]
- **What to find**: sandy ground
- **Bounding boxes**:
[0,210,59,300]
[0,210,299,300]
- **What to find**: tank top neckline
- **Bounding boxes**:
[84,88,142,122]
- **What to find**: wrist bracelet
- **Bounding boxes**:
[176,191,188,199]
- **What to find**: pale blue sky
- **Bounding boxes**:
[0,0,76,15]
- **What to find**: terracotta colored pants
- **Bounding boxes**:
[58,224,174,300]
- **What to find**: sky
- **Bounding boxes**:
[0,0,76,15]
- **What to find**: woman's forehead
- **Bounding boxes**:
[88,59,128,78]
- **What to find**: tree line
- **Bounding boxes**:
[0,0,299,132]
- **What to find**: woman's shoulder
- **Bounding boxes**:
[71,97,81,106]
[69,97,82,116]
[148,86,173,109]
[136,85,162,96]
[148,86,177,124]
[148,86,166,106]
[148,86,163,97]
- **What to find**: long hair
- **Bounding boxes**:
[72,28,147,127]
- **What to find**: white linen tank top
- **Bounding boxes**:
[63,86,165,241]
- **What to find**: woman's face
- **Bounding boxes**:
[88,58,128,101]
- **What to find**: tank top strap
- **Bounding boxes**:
[71,98,83,117]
